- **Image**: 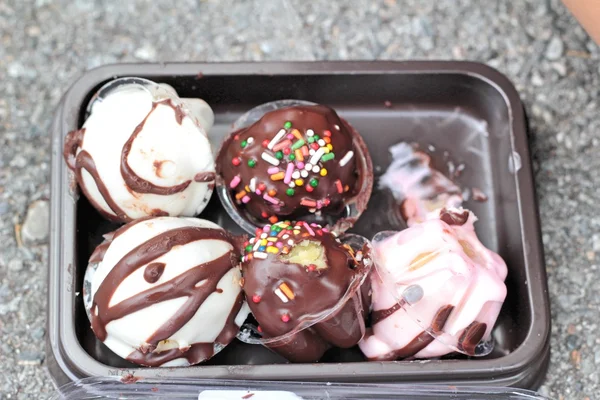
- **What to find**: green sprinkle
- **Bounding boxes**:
[245,245,253,252]
[275,151,284,160]
[241,140,247,148]
[310,178,319,187]
[321,153,335,162]
[284,121,292,129]
[288,154,296,161]
[307,136,315,143]
[313,134,320,140]
[291,139,305,150]
[248,159,257,168]
[286,188,295,196]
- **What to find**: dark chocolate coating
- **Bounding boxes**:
[217,105,362,223]
[241,222,369,362]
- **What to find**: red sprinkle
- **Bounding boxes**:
[323,130,331,137]
[252,295,261,303]
[257,326,263,333]
[258,183,267,191]
[234,134,240,141]
[262,139,270,148]
[281,314,290,323]
[316,230,323,236]
[261,211,268,219]
[307,264,316,272]
[310,143,319,150]
[232,157,241,166]
[305,185,314,193]
[283,148,291,155]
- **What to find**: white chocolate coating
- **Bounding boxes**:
[72,81,215,221]
[87,217,248,366]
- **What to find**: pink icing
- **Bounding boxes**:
[359,208,507,360]
[379,143,463,226]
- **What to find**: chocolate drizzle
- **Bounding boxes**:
[120,101,192,195]
[75,150,130,222]
[90,225,239,360]
[125,292,244,367]
[194,171,216,183]
[367,305,455,361]
[370,301,404,325]
[458,321,487,355]
[143,262,166,283]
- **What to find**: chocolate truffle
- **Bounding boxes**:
[64,79,216,222]
[241,221,372,362]
[359,208,507,360]
[84,217,249,367]
[217,105,372,230]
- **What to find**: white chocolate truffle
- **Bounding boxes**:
[85,217,249,367]
[64,80,216,222]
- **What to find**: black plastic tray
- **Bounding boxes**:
[47,61,550,389]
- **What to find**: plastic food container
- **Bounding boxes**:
[47,62,550,394]
[50,377,550,399]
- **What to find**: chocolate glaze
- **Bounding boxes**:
[242,222,370,362]
[366,305,454,361]
[143,262,166,283]
[217,105,369,225]
[90,224,242,366]
[439,208,469,226]
[121,101,192,195]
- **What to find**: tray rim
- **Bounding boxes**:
[47,60,550,388]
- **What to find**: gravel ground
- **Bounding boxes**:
[1,0,599,398]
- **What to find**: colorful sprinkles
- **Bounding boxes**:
[229,117,355,220]
[242,221,367,326]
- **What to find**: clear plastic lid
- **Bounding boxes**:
[51,377,549,399]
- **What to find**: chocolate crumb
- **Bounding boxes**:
[242,393,255,399]
[471,187,488,202]
[120,374,141,384]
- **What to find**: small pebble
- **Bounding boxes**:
[21,200,50,244]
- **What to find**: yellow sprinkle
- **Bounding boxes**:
[326,144,333,151]
[323,147,330,154]
[295,179,304,186]
[245,185,250,192]
[295,149,304,161]
[260,239,268,246]
[293,230,300,235]
[267,246,279,254]
[320,168,328,176]
[267,237,278,242]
